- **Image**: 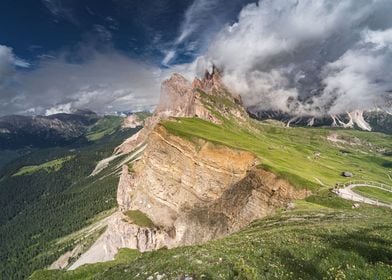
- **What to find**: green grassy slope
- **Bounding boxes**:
[0,118,141,280]
[31,90,392,279]
[123,210,155,228]
[85,116,124,141]
[353,187,392,204]
[31,202,392,280]
[162,118,392,191]
[12,155,75,176]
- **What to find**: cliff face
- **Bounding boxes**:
[114,68,248,155]
[67,70,308,269]
[124,124,259,227]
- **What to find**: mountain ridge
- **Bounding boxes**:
[58,69,308,269]
[249,108,392,134]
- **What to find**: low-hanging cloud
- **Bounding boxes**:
[0,48,162,116]
[204,0,392,115]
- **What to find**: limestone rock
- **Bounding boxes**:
[70,70,310,269]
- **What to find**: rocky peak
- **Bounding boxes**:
[191,65,225,93]
[116,68,249,154]
[155,73,193,118]
[65,68,310,269]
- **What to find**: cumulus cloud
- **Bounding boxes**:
[202,0,392,115]
[0,49,162,116]
[319,28,392,114]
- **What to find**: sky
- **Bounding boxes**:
[0,0,391,116]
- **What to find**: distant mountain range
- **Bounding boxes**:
[0,110,100,149]
[249,109,392,134]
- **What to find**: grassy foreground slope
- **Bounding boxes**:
[31,201,392,280]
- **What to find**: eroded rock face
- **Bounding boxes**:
[119,125,308,247]
[126,125,259,229]
[115,70,247,156]
[175,169,308,245]
[68,212,171,270]
[69,70,309,269]
[117,165,133,211]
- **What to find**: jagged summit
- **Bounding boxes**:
[156,67,238,119]
[63,70,307,269]
[116,69,248,154]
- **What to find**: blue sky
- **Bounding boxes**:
[0,0,391,116]
[0,0,254,115]
[1,0,254,66]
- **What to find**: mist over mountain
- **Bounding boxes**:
[1,0,391,118]
[198,0,392,116]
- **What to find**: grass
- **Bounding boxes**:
[134,111,152,122]
[353,186,392,204]
[12,155,74,177]
[86,116,123,141]
[161,117,392,192]
[31,249,140,280]
[31,203,392,280]
[27,100,392,279]
[123,210,155,228]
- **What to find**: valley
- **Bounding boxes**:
[0,115,142,279]
[29,70,392,279]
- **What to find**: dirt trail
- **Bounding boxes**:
[333,183,392,208]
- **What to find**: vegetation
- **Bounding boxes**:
[123,210,155,228]
[3,98,392,279]
[85,116,124,141]
[353,186,392,204]
[162,117,392,191]
[12,155,75,176]
[134,111,153,122]
[31,112,392,279]
[0,122,141,280]
[31,200,392,280]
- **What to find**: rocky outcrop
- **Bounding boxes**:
[117,165,133,211]
[175,169,308,245]
[69,69,309,269]
[68,212,170,270]
[115,68,248,156]
[122,114,143,128]
[125,124,260,229]
[124,126,307,246]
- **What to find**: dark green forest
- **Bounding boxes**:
[0,118,140,279]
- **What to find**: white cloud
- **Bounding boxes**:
[0,49,163,116]
[162,50,176,66]
[319,28,392,114]
[202,0,392,114]
[45,103,72,115]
